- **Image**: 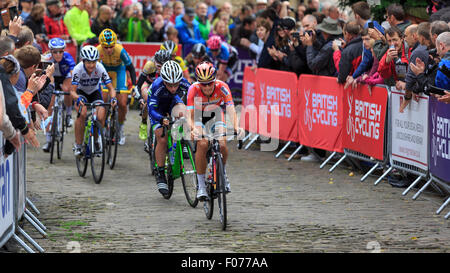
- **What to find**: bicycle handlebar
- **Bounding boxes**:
[161,117,186,138]
[77,102,111,118]
[52,91,71,95]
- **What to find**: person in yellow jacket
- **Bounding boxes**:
[63,0,96,45]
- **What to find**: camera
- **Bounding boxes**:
[305,30,313,36]
[368,22,374,29]
[292,32,300,39]
[428,48,438,58]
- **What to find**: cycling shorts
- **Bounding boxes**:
[194,110,226,134]
[77,89,104,105]
[102,65,129,93]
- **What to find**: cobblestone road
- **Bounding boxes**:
[13,110,450,253]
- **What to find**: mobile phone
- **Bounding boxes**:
[8,6,19,20]
[368,22,374,29]
[1,6,20,28]
[38,62,52,70]
[427,85,447,96]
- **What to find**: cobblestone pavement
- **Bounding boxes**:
[11,110,450,253]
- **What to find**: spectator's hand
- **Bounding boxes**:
[395,80,406,91]
[344,76,354,90]
[368,28,384,42]
[410,57,425,76]
[27,74,47,94]
[275,50,287,61]
[362,74,369,81]
[35,34,45,43]
[45,63,55,80]
[386,47,398,64]
[240,38,251,48]
[8,16,22,37]
[303,31,313,46]
[399,91,412,113]
[34,103,49,122]
[438,91,450,104]
[23,127,39,148]
[9,130,21,151]
[250,65,257,73]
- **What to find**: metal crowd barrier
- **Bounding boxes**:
[239,82,449,220]
[0,134,47,253]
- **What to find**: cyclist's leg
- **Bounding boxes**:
[116,67,129,144]
[153,122,170,194]
[74,92,88,147]
[62,78,73,118]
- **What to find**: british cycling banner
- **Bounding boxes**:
[390,88,429,171]
[298,75,344,152]
[343,85,388,160]
[256,68,298,142]
[121,42,182,77]
[429,96,450,182]
[240,66,258,134]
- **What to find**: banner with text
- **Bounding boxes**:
[240,66,259,134]
[256,68,298,142]
[429,96,450,183]
[0,133,14,243]
[343,85,388,160]
[390,88,429,171]
[298,75,345,152]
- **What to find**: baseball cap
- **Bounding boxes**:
[256,0,268,4]
[185,7,195,17]
[46,0,62,7]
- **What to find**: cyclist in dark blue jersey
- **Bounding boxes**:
[205,35,238,82]
[147,60,190,196]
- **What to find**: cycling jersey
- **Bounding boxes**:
[44,52,76,79]
[147,77,190,129]
[186,80,234,112]
[174,55,188,72]
[206,43,229,64]
[71,62,111,95]
[97,44,133,92]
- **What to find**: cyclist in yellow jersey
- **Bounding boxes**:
[97,29,137,145]
[160,40,192,83]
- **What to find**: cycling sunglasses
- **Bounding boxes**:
[200,81,215,87]
[164,82,180,88]
[51,50,64,54]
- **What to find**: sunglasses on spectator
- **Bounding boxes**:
[51,50,64,54]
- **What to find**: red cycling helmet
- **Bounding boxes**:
[207,35,222,50]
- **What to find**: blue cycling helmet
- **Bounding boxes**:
[48,38,66,50]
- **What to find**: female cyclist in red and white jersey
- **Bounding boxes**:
[186,62,244,200]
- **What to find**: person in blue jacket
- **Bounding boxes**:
[175,7,205,56]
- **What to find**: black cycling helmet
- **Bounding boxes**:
[154,49,172,65]
[191,43,206,58]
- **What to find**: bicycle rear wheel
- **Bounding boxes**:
[215,154,227,230]
[76,144,88,177]
[148,128,157,176]
[49,109,58,164]
[108,110,119,169]
[163,156,174,200]
[180,140,198,208]
[91,120,106,184]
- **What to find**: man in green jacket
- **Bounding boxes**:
[63,0,96,45]
[194,2,211,41]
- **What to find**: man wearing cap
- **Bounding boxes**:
[175,7,205,54]
[255,0,267,16]
[304,17,342,76]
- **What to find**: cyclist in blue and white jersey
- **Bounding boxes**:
[42,38,76,152]
[71,45,117,156]
[147,60,190,196]
[205,35,238,82]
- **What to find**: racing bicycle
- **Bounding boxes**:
[48,90,71,163]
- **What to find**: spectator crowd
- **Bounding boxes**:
[0,0,449,180]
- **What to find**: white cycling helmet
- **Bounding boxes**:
[160,60,183,84]
[80,45,99,61]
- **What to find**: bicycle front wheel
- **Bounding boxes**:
[76,144,88,177]
[216,154,227,230]
[180,140,198,208]
[91,120,106,184]
[57,108,65,160]
[49,109,58,164]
